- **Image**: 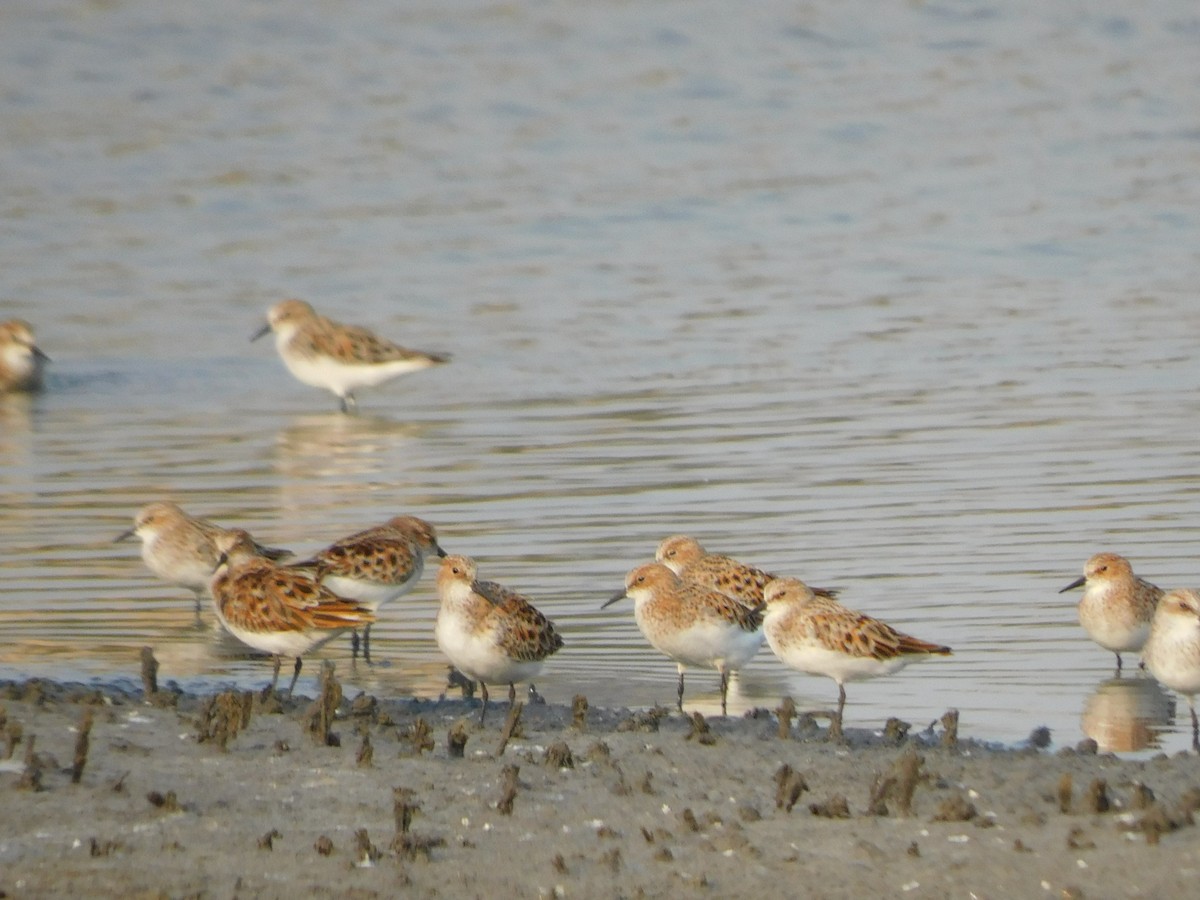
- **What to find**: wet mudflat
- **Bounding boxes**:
[1,670,1198,898]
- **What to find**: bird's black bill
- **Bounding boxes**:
[601,590,627,610]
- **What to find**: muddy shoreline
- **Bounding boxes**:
[1,669,1198,898]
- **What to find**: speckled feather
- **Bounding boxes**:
[435,554,563,697]
[779,596,947,660]
[293,516,441,586]
[640,571,764,634]
[763,579,950,662]
[212,533,374,637]
[275,299,448,366]
[655,535,837,606]
[470,578,565,662]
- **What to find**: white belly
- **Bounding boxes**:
[1144,633,1200,697]
[281,344,428,396]
[1079,592,1150,653]
[435,613,542,685]
[213,605,338,658]
[640,613,763,673]
[767,635,911,685]
[143,537,213,594]
[320,574,410,612]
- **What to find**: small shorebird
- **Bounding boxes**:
[116,501,291,613]
[655,534,839,607]
[251,299,449,413]
[604,562,764,716]
[434,554,563,725]
[290,515,445,660]
[0,319,49,393]
[1059,552,1163,674]
[1140,587,1200,751]
[210,529,375,696]
[761,577,951,738]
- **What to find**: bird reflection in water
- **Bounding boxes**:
[1081,675,1174,752]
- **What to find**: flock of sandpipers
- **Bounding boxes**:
[112,499,951,733]
[4,305,1200,745]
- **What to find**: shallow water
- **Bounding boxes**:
[3,0,1200,752]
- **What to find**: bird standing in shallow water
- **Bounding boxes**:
[0,319,49,393]
[251,299,449,413]
[1140,587,1200,751]
[761,577,951,740]
[434,555,563,725]
[209,529,374,697]
[604,562,764,717]
[116,501,291,615]
[1059,552,1162,675]
[289,515,445,660]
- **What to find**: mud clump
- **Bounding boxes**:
[810,794,851,819]
[394,787,419,834]
[304,662,342,747]
[258,828,281,850]
[16,733,44,791]
[1085,779,1110,814]
[571,694,589,731]
[686,712,717,745]
[884,717,911,744]
[391,786,444,859]
[775,696,796,739]
[140,647,159,697]
[356,730,373,767]
[196,691,254,750]
[497,764,520,815]
[447,721,469,759]
[404,718,435,756]
[931,795,978,823]
[354,829,379,867]
[774,763,809,812]
[543,741,575,769]
[1057,773,1073,814]
[616,707,669,733]
[940,710,960,749]
[147,790,179,812]
[495,703,524,756]
[71,708,93,784]
[868,749,924,817]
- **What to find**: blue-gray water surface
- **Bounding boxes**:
[3,0,1200,753]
